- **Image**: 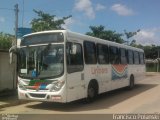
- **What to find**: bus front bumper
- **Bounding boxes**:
[18,87,67,103]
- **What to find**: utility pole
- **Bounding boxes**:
[12,4,19,89]
[14,4,19,46]
[157,50,159,72]
[22,0,24,27]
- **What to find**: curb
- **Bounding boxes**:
[146,72,160,76]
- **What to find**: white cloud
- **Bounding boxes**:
[111,4,134,16]
[74,0,95,19]
[95,4,106,11]
[0,17,5,23]
[133,28,160,45]
[62,18,75,29]
[53,16,75,30]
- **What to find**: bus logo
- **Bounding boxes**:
[26,80,51,90]
[112,64,128,80]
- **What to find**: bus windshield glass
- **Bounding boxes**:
[18,44,64,79]
[21,32,64,46]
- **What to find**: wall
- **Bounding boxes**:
[0,51,16,91]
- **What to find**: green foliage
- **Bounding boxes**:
[130,39,136,46]
[123,29,160,59]
[0,32,13,50]
[146,63,158,72]
[86,25,160,59]
[123,29,140,45]
[86,25,124,43]
[143,45,160,59]
[132,45,160,59]
[130,40,144,49]
[124,29,140,39]
[31,10,72,32]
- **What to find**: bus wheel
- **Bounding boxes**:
[86,81,98,102]
[128,75,135,90]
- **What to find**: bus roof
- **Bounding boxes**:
[66,30,144,52]
[23,30,144,52]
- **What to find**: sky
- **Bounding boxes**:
[0,0,160,45]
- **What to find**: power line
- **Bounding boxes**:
[0,7,14,11]
[0,7,73,14]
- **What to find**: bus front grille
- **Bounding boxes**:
[29,93,46,98]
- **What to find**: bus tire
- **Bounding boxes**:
[128,75,135,90]
[86,80,98,102]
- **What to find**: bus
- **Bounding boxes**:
[9,30,145,103]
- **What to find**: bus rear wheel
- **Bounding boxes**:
[128,75,135,90]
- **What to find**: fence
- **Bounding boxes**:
[145,59,160,72]
[0,50,16,91]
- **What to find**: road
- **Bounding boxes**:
[0,75,160,114]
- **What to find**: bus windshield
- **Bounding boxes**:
[18,44,64,79]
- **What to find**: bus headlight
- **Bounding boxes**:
[51,80,65,91]
[18,82,26,90]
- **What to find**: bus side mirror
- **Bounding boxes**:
[9,46,17,64]
[71,44,77,55]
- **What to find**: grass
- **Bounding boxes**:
[146,63,160,72]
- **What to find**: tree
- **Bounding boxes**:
[130,39,136,46]
[143,45,160,59]
[86,25,124,43]
[0,32,14,50]
[31,10,72,32]
[124,29,140,46]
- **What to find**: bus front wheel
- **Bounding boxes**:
[86,81,98,102]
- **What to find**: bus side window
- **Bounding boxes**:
[128,50,134,64]
[139,52,144,64]
[109,46,119,64]
[67,42,84,73]
[97,44,109,64]
[134,51,139,64]
[120,48,127,64]
[84,41,97,64]
[143,53,145,64]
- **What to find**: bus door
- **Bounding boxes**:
[66,42,85,101]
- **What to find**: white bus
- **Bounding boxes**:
[10,30,145,103]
